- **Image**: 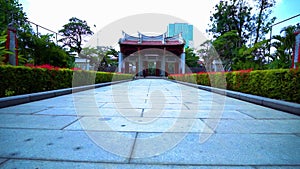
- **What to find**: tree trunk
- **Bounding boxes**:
[254,0,265,44]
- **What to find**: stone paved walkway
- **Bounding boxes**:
[0,79,299,168]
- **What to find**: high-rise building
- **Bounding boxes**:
[167,23,193,48]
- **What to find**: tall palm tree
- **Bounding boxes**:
[271,24,300,68]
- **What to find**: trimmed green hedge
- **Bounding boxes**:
[168,69,300,103]
[0,65,133,97]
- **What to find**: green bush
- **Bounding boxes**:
[168,69,300,103]
[0,65,133,97]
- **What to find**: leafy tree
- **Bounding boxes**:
[185,47,199,68]
[208,0,276,70]
[0,0,28,33]
[80,46,117,71]
[270,24,300,69]
[58,17,94,55]
[0,0,35,63]
[209,0,275,46]
[198,40,216,71]
[27,34,73,67]
[105,48,119,67]
[253,0,276,44]
[208,0,252,47]
[0,32,13,64]
[233,40,269,70]
[0,0,75,67]
[212,30,240,70]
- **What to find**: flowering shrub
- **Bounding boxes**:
[25,64,61,70]
[168,68,300,103]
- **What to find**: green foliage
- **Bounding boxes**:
[212,30,240,69]
[169,69,300,103]
[13,32,74,67]
[270,24,300,69]
[59,17,94,54]
[208,0,253,45]
[231,40,269,70]
[185,47,199,68]
[80,46,118,71]
[0,32,13,64]
[0,0,75,67]
[197,40,219,71]
[207,0,276,70]
[253,0,276,44]
[105,48,119,67]
[0,0,35,61]
[0,65,133,97]
[29,34,74,67]
[0,0,28,33]
[209,0,275,45]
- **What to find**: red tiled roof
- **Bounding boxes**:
[119,32,185,46]
[120,40,183,45]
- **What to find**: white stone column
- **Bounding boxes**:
[181,52,186,74]
[118,52,123,72]
[161,49,166,76]
[138,52,142,76]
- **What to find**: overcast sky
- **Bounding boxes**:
[19,0,300,48]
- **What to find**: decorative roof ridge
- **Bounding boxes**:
[119,31,185,45]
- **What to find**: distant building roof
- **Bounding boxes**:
[75,57,90,63]
[119,31,185,46]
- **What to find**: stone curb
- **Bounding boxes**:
[170,79,300,116]
[0,79,131,108]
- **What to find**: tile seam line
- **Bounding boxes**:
[199,118,217,134]
[236,110,257,119]
[0,159,9,166]
[0,128,297,135]
[0,157,131,165]
[128,132,138,163]
[60,116,83,130]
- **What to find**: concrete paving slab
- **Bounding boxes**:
[0,128,133,162]
[27,100,75,108]
[35,107,116,116]
[186,101,295,112]
[256,166,300,169]
[64,116,213,133]
[102,102,188,110]
[101,103,150,109]
[142,109,253,119]
[1,79,299,167]
[97,108,143,117]
[0,104,48,114]
[0,114,78,129]
[0,159,256,169]
[237,109,300,119]
[35,107,78,116]
[203,119,300,134]
[131,133,300,165]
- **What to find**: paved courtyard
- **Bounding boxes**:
[0,79,299,168]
